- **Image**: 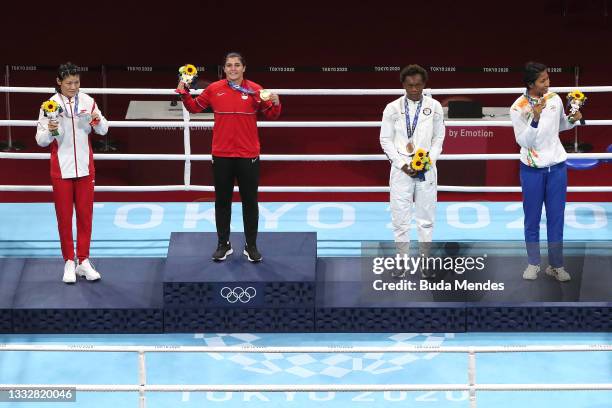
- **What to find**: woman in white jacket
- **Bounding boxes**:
[36,62,109,283]
[510,62,581,282]
[379,65,445,278]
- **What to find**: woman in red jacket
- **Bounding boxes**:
[36,62,109,283]
[177,52,281,262]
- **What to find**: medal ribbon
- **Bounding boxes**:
[58,93,79,117]
[227,80,256,95]
[404,97,423,139]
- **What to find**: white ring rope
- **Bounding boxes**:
[3,119,612,127]
[2,85,612,95]
[1,85,610,194]
[1,383,611,392]
[0,185,610,193]
[0,151,609,192]
[1,344,611,403]
[0,153,610,161]
[2,344,611,352]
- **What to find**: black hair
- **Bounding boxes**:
[224,52,245,66]
[523,61,547,89]
[57,62,79,81]
[400,64,428,83]
[55,62,80,92]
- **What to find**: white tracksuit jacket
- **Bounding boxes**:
[36,92,108,179]
[380,94,445,246]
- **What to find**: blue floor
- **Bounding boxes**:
[0,202,609,257]
[0,332,611,407]
[0,202,611,407]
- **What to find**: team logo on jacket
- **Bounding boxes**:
[422,108,432,115]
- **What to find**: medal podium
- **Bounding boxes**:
[1,237,610,333]
[163,232,317,332]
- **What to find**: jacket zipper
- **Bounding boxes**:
[69,98,78,177]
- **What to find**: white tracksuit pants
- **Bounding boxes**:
[390,165,437,250]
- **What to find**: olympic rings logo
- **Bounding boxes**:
[220,286,257,304]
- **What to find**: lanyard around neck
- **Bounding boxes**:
[404,97,423,139]
[227,80,255,95]
[58,93,79,117]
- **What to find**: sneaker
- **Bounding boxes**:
[212,241,233,261]
[75,259,101,281]
[243,245,262,262]
[62,260,76,284]
[522,264,540,280]
[545,265,571,282]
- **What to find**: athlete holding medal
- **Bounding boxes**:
[177,52,281,262]
[510,62,582,282]
[379,65,445,278]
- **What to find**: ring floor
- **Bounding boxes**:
[0,201,610,407]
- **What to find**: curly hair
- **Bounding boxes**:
[400,64,428,83]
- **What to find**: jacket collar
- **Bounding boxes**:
[400,94,428,114]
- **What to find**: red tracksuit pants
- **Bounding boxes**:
[51,175,95,262]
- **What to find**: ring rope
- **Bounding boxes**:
[2,85,612,95]
[3,119,612,127]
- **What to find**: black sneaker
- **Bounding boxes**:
[212,241,233,261]
[243,245,262,262]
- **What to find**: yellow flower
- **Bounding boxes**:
[179,64,197,75]
[41,100,58,113]
[567,90,585,101]
[415,148,427,159]
[411,157,424,171]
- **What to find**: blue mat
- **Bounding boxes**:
[0,202,609,257]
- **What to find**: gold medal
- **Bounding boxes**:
[259,89,271,101]
[406,142,414,154]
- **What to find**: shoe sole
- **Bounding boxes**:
[522,274,538,280]
[63,278,76,284]
[76,270,101,281]
[212,248,233,261]
[545,269,571,282]
[243,250,262,263]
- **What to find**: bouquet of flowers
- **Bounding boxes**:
[178,64,198,85]
[41,100,63,136]
[409,148,432,181]
[566,90,586,124]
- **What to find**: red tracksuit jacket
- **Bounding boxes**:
[181,79,281,157]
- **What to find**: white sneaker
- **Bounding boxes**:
[522,264,540,280]
[75,259,101,281]
[545,265,571,282]
[62,260,76,284]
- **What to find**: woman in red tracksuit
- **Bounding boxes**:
[177,52,281,262]
[35,62,109,284]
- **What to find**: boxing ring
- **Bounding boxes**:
[1,343,612,408]
[0,85,611,407]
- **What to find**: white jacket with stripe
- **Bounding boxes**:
[36,92,108,179]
